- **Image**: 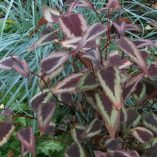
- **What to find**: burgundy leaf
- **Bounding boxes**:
[94,151,108,157]
[117,37,147,73]
[97,66,123,110]
[65,142,86,157]
[38,102,56,133]
[30,90,49,111]
[11,57,30,78]
[133,39,155,48]
[28,27,58,51]
[0,56,18,70]
[17,127,36,157]
[53,73,83,94]
[148,64,157,77]
[131,127,154,143]
[114,150,140,157]
[0,122,15,147]
[41,52,69,74]
[59,13,87,38]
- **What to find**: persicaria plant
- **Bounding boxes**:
[0,0,157,156]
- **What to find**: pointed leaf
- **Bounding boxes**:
[65,143,86,157]
[29,27,58,51]
[53,73,83,94]
[143,113,157,135]
[85,119,102,138]
[11,56,30,78]
[97,66,122,110]
[59,13,87,38]
[17,127,36,157]
[117,37,147,72]
[95,92,120,138]
[0,56,18,70]
[114,150,140,157]
[38,102,56,133]
[77,72,99,92]
[30,90,49,111]
[131,127,154,143]
[41,52,69,74]
[94,151,108,157]
[0,122,15,147]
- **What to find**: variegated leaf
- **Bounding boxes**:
[94,151,108,157]
[131,127,154,143]
[133,39,155,48]
[117,37,147,73]
[148,64,157,77]
[28,27,58,51]
[85,119,102,138]
[17,127,36,157]
[77,72,99,92]
[0,122,15,147]
[95,92,120,138]
[42,6,60,23]
[21,145,29,157]
[30,90,50,111]
[105,137,123,153]
[11,56,30,78]
[114,150,140,157]
[0,56,18,70]
[108,51,131,69]
[53,73,83,94]
[71,124,85,142]
[38,102,56,133]
[143,113,157,135]
[97,66,122,110]
[59,13,87,38]
[41,52,69,74]
[39,65,64,89]
[65,143,86,157]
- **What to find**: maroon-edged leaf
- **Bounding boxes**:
[53,73,83,94]
[133,39,155,48]
[42,6,60,23]
[85,119,102,138]
[30,90,49,111]
[95,92,120,138]
[11,57,30,78]
[97,66,123,110]
[64,142,86,157]
[108,51,131,69]
[114,150,140,157]
[131,127,154,143]
[94,151,108,157]
[117,37,147,73]
[17,127,36,157]
[41,52,69,74]
[148,64,157,77]
[28,27,58,51]
[0,56,18,70]
[59,13,87,38]
[105,137,123,153]
[38,102,56,133]
[143,113,157,135]
[0,122,15,147]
